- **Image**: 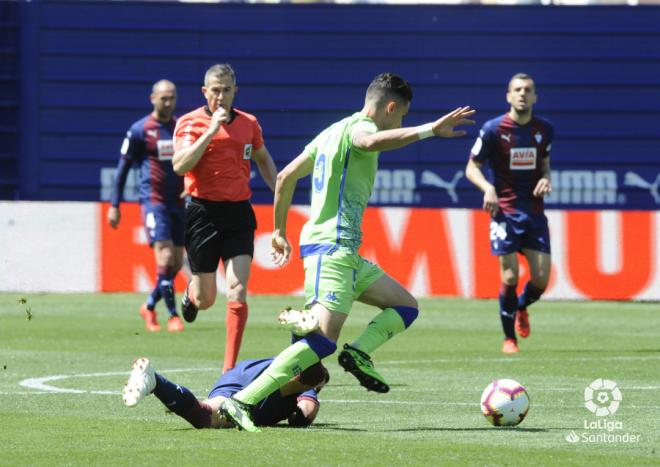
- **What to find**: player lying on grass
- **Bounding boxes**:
[122,356,328,428]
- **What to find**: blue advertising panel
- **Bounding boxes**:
[10,1,660,210]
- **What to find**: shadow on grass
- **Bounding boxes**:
[257,423,367,432]
[304,423,367,432]
[326,383,408,388]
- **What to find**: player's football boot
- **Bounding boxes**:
[219,397,261,433]
[515,309,530,338]
[139,304,161,332]
[122,357,156,407]
[338,344,390,393]
[181,287,198,323]
[277,307,320,336]
[502,338,520,354]
[167,315,185,333]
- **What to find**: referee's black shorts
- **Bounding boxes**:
[184,197,257,274]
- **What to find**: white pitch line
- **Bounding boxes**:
[304,400,660,410]
[18,367,217,394]
[382,355,660,366]
[14,362,660,396]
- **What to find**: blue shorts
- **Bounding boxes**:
[489,211,551,256]
[141,203,185,247]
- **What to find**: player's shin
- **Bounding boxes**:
[499,284,518,339]
[147,283,162,309]
[158,265,178,317]
[223,301,248,373]
[352,306,418,354]
[234,333,336,406]
[153,373,213,428]
[518,281,544,310]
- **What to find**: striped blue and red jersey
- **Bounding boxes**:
[207,358,319,426]
[110,114,183,207]
[470,113,553,214]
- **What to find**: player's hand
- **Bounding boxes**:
[432,106,476,138]
[209,107,229,134]
[483,186,499,216]
[107,206,121,229]
[533,177,552,197]
[271,231,292,267]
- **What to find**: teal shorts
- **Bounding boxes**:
[303,249,385,314]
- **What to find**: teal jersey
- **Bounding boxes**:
[299,112,379,257]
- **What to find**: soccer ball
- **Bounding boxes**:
[480,379,530,427]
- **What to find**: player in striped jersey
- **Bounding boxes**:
[108,80,185,333]
[466,73,554,354]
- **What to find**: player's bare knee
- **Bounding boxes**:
[405,295,419,309]
[195,292,215,310]
[226,282,246,303]
[393,289,417,309]
[161,252,175,267]
[501,271,518,286]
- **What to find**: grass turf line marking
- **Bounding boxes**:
[19,367,217,394]
[15,366,660,397]
[383,355,660,365]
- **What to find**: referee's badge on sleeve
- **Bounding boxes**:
[243,144,253,160]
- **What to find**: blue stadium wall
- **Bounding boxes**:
[7,1,660,210]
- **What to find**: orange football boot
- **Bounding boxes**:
[139,304,161,332]
[502,338,520,354]
[515,309,530,338]
[167,315,185,333]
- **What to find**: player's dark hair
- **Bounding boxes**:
[508,73,535,91]
[297,362,329,388]
[204,63,236,86]
[366,72,413,105]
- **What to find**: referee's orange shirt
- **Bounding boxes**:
[174,106,264,202]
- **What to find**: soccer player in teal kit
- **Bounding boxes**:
[220,72,475,431]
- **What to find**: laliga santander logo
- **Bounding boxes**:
[584,378,622,417]
[564,378,640,444]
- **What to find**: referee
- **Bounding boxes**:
[173,64,277,372]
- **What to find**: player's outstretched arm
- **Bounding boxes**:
[272,153,314,267]
[353,106,476,152]
[431,106,477,138]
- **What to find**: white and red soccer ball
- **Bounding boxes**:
[480,379,530,427]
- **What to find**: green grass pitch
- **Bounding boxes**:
[1,293,658,466]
